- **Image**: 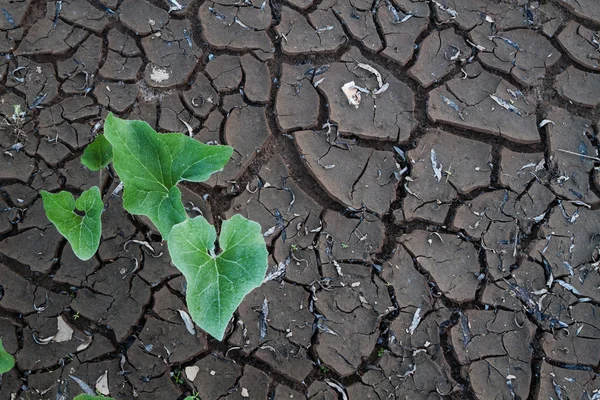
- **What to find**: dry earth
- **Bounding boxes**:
[2,0,600,399]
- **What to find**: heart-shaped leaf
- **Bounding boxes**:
[103,113,233,239]
[41,187,103,261]
[0,339,15,374]
[168,214,268,340]
[81,134,113,171]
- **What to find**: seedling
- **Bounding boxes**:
[41,114,268,340]
[0,339,15,374]
[1,104,28,141]
[172,369,184,385]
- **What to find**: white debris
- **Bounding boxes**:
[179,118,194,137]
[54,315,74,343]
[333,259,343,276]
[342,81,362,108]
[69,375,96,395]
[264,258,289,282]
[373,82,389,95]
[404,182,422,199]
[489,94,522,116]
[466,39,486,51]
[241,387,250,397]
[178,309,196,335]
[317,323,339,336]
[533,212,547,223]
[432,0,458,18]
[77,342,91,352]
[555,280,580,295]
[95,371,109,396]
[408,306,422,335]
[539,119,555,128]
[535,158,545,172]
[316,25,334,33]
[167,0,183,11]
[150,66,170,83]
[263,226,277,237]
[558,148,600,162]
[518,162,537,173]
[234,17,250,29]
[314,77,326,87]
[398,13,413,22]
[185,366,200,381]
[325,380,348,400]
[430,149,443,183]
[398,364,417,378]
[356,62,384,88]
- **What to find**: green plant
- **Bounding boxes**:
[41,114,268,340]
[41,187,103,260]
[377,348,385,357]
[172,369,184,384]
[0,339,15,374]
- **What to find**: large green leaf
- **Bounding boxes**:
[40,187,103,261]
[73,395,115,400]
[0,339,15,374]
[81,134,113,171]
[103,113,233,239]
[168,215,268,340]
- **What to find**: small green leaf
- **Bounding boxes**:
[103,113,233,239]
[41,187,103,261]
[73,395,115,400]
[81,134,113,171]
[0,339,15,374]
[169,214,268,340]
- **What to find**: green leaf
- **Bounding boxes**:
[73,395,115,400]
[41,187,103,261]
[81,134,113,171]
[103,113,233,239]
[168,214,268,340]
[0,339,15,374]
